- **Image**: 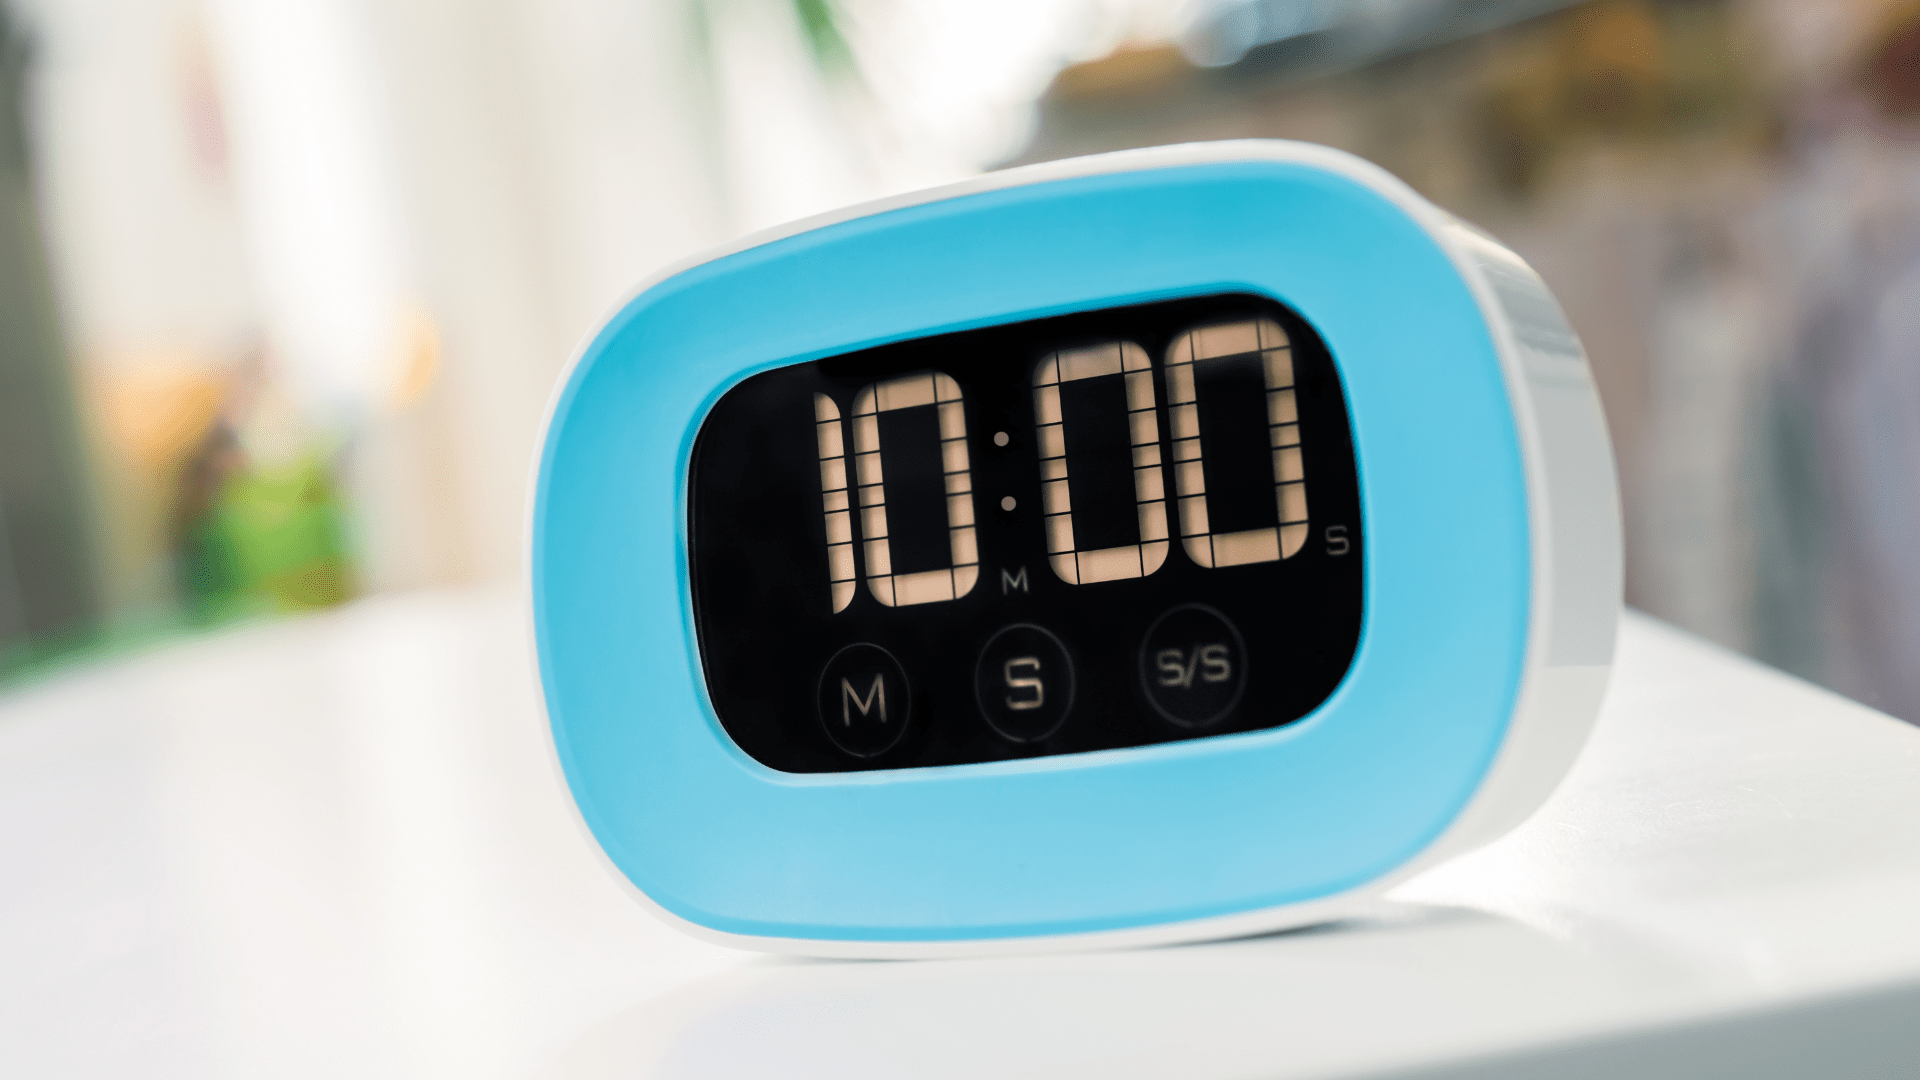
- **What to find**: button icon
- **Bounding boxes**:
[973,623,1075,744]
[816,643,911,758]
[1139,604,1247,728]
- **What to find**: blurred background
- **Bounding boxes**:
[0,0,1916,721]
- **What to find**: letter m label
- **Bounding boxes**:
[840,675,886,726]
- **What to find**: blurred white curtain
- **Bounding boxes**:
[212,0,738,590]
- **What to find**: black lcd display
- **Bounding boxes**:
[688,293,1363,773]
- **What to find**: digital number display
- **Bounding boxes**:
[689,294,1363,773]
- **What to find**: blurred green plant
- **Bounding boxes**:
[700,0,865,86]
[791,0,858,80]
[176,440,353,625]
[1,437,354,688]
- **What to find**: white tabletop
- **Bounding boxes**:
[3,590,1917,1079]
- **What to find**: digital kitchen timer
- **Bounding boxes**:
[530,140,1621,957]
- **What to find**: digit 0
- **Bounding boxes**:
[1165,318,1310,568]
[850,372,980,607]
[1032,341,1171,584]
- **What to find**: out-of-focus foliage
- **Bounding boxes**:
[791,0,859,80]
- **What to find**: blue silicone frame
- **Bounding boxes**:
[532,158,1531,942]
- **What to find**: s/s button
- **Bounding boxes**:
[1139,604,1247,728]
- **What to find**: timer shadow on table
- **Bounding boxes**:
[546,901,1901,1080]
[533,904,1590,1080]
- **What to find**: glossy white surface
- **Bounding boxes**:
[2,592,1917,1078]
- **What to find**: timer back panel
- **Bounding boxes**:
[688,293,1365,773]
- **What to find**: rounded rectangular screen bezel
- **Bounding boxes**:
[686,291,1367,773]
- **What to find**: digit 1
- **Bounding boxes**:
[1164,317,1309,568]
[813,393,857,613]
[1032,341,1170,584]
[850,372,980,607]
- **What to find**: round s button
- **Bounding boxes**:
[973,624,1075,744]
